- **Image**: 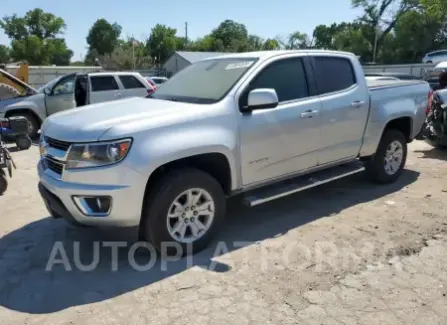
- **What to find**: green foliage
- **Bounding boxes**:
[0,45,10,63]
[276,32,311,49]
[146,24,180,64]
[0,8,72,65]
[86,19,122,58]
[2,2,447,67]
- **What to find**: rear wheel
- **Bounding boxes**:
[140,168,226,255]
[365,130,407,184]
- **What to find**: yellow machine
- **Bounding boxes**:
[0,62,36,100]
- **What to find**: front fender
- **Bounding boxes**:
[124,125,240,190]
[2,99,46,122]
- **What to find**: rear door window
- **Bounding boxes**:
[119,75,146,89]
[313,57,357,95]
[90,76,119,92]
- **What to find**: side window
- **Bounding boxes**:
[90,76,119,92]
[314,57,356,95]
[52,75,75,95]
[241,58,309,106]
[119,75,146,89]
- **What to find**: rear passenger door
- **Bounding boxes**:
[88,75,122,104]
[118,75,149,98]
[311,55,369,165]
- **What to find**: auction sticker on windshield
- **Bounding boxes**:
[225,61,254,70]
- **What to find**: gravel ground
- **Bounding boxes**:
[0,141,446,325]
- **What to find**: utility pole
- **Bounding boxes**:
[185,22,188,47]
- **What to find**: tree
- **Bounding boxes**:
[393,0,447,62]
[276,32,311,49]
[262,39,280,50]
[313,23,355,49]
[0,8,65,40]
[0,45,10,63]
[210,20,249,51]
[351,0,419,59]
[0,8,72,65]
[86,19,122,57]
[147,24,179,64]
[333,25,371,61]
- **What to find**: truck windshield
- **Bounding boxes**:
[150,58,257,104]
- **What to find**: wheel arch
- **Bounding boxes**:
[5,108,42,125]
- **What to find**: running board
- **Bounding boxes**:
[243,161,365,207]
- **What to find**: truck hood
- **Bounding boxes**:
[42,97,209,142]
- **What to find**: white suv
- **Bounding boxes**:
[0,72,153,138]
[422,50,447,65]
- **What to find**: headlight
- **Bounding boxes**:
[65,139,132,169]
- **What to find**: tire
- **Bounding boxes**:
[140,168,226,256]
[9,112,40,139]
[365,130,407,184]
[0,170,8,195]
[15,135,32,150]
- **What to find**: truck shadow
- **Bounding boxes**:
[414,147,447,161]
[0,170,419,314]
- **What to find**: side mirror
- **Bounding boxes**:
[242,88,279,112]
[44,88,51,96]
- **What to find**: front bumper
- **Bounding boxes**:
[37,160,147,227]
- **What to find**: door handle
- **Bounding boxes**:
[300,110,319,118]
[351,100,365,108]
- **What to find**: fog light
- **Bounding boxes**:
[72,196,112,216]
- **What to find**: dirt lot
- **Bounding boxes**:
[0,141,446,325]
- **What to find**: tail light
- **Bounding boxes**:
[148,79,157,90]
[426,89,434,115]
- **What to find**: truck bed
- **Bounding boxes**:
[366,79,426,90]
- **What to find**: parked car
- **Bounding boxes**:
[0,72,152,138]
[422,50,447,65]
[364,72,420,80]
[144,77,158,92]
[38,50,431,254]
[149,76,168,85]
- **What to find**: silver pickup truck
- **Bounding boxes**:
[37,50,431,254]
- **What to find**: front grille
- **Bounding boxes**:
[44,156,64,175]
[44,136,71,151]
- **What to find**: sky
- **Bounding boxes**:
[0,0,362,61]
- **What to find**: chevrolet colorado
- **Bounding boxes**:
[37,50,431,254]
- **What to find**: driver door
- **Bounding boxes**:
[45,74,76,116]
[239,56,322,185]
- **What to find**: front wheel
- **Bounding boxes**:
[365,130,407,184]
[140,168,226,255]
